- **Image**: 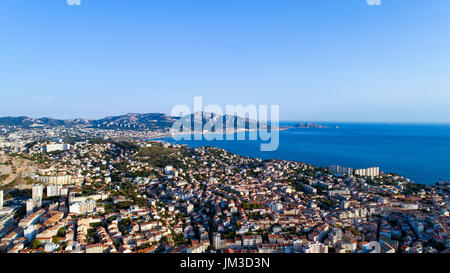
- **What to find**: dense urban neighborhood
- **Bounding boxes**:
[0,124,449,254]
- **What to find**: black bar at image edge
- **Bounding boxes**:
[1,253,445,272]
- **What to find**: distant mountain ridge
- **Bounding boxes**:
[0,116,73,127]
[92,113,179,129]
[0,112,268,131]
[176,112,269,132]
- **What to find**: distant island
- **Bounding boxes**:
[295,122,339,129]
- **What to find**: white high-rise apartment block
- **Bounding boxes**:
[37,175,72,185]
[24,225,37,242]
[45,143,71,153]
[26,184,44,214]
[329,165,340,173]
[269,202,283,213]
[213,233,222,249]
[47,184,63,197]
[25,199,43,215]
[328,228,343,244]
[26,199,35,215]
[32,184,44,200]
[367,167,380,177]
[0,190,3,208]
[329,165,354,176]
[355,167,380,177]
[69,199,97,214]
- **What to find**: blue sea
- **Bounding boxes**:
[157,123,450,185]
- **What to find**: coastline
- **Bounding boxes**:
[148,123,450,186]
[144,126,291,140]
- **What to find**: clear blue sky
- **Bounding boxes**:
[1,0,449,122]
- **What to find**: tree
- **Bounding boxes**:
[52,236,61,245]
[57,227,67,237]
[31,239,41,249]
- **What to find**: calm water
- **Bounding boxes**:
[158,123,450,185]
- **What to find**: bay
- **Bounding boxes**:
[157,122,450,185]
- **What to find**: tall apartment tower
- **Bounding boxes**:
[355,167,380,177]
[0,190,3,208]
[26,199,35,215]
[30,184,44,212]
[32,184,44,200]
[213,233,222,249]
[47,184,62,197]
[329,165,354,176]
